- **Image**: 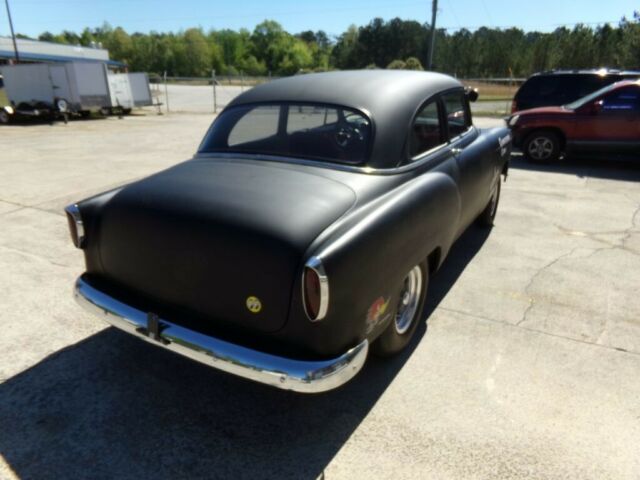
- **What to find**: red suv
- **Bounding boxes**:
[508,80,640,162]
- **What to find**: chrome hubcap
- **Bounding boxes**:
[528,137,554,160]
[394,266,423,335]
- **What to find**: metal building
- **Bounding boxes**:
[0,36,125,69]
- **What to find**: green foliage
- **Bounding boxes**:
[405,57,424,70]
[386,59,407,69]
[36,13,640,77]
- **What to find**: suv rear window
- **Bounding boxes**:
[516,73,632,107]
[200,103,372,165]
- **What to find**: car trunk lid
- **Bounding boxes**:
[97,158,356,333]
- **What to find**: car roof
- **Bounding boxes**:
[530,68,640,77]
[226,70,463,167]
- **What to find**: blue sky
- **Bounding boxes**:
[1,0,638,38]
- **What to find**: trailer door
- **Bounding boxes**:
[49,66,73,105]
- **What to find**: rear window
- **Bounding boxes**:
[517,74,625,104]
[200,103,372,165]
[442,91,470,138]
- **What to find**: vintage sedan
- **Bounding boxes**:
[67,70,511,393]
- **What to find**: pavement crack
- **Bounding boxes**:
[516,248,581,327]
[438,306,640,357]
[0,244,70,268]
[0,198,64,217]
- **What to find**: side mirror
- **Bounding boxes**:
[465,87,479,103]
[589,100,604,114]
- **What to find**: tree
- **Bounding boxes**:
[182,28,211,76]
[405,57,424,70]
[387,59,406,69]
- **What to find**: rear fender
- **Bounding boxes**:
[285,171,460,354]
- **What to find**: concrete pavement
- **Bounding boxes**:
[0,113,639,479]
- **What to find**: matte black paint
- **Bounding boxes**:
[74,71,511,359]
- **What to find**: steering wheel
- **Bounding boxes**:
[334,123,364,149]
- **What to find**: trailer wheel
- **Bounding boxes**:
[0,110,9,125]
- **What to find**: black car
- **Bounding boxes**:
[66,70,511,393]
[512,69,640,113]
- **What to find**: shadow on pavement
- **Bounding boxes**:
[0,226,491,480]
[508,151,640,182]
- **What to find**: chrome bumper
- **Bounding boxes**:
[73,277,368,393]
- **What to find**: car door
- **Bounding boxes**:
[576,86,640,152]
[442,89,494,228]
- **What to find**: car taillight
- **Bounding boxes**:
[302,257,329,321]
[511,100,517,113]
[64,204,85,249]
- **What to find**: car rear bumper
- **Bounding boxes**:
[73,276,368,393]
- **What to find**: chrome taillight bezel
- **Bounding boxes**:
[64,203,85,249]
[302,256,329,322]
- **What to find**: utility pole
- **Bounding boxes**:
[427,0,438,70]
[4,0,19,63]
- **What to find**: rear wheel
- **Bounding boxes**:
[477,178,501,227]
[372,263,428,357]
[523,130,561,162]
[0,110,9,125]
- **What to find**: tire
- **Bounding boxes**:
[523,130,561,162]
[0,110,9,125]
[477,178,501,227]
[372,263,428,357]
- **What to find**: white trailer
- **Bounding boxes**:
[0,64,56,106]
[63,62,111,113]
[128,73,153,107]
[107,73,134,112]
[0,62,112,117]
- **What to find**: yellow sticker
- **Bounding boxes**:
[246,296,262,313]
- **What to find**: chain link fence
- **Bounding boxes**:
[148,73,280,114]
[146,73,521,117]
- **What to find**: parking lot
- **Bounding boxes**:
[1,112,639,479]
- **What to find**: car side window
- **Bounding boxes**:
[228,105,280,146]
[287,105,338,133]
[409,100,443,158]
[442,91,470,138]
[601,88,640,113]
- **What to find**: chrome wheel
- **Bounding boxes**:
[527,136,554,160]
[394,266,423,334]
[0,110,9,124]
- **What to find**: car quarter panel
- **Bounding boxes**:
[276,168,461,357]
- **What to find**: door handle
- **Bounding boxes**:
[451,147,463,155]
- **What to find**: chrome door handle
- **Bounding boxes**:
[451,147,463,155]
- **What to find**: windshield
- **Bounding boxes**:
[199,103,372,165]
[565,83,618,110]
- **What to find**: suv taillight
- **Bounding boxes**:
[302,257,329,321]
[511,100,517,113]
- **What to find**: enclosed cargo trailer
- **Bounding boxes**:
[128,73,153,107]
[107,73,134,112]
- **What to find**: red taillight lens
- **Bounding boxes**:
[304,267,321,320]
[511,100,517,113]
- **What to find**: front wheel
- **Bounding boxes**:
[0,110,10,125]
[372,263,428,357]
[523,130,561,162]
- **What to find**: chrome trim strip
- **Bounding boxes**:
[74,276,366,393]
[302,256,330,322]
[64,204,85,248]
